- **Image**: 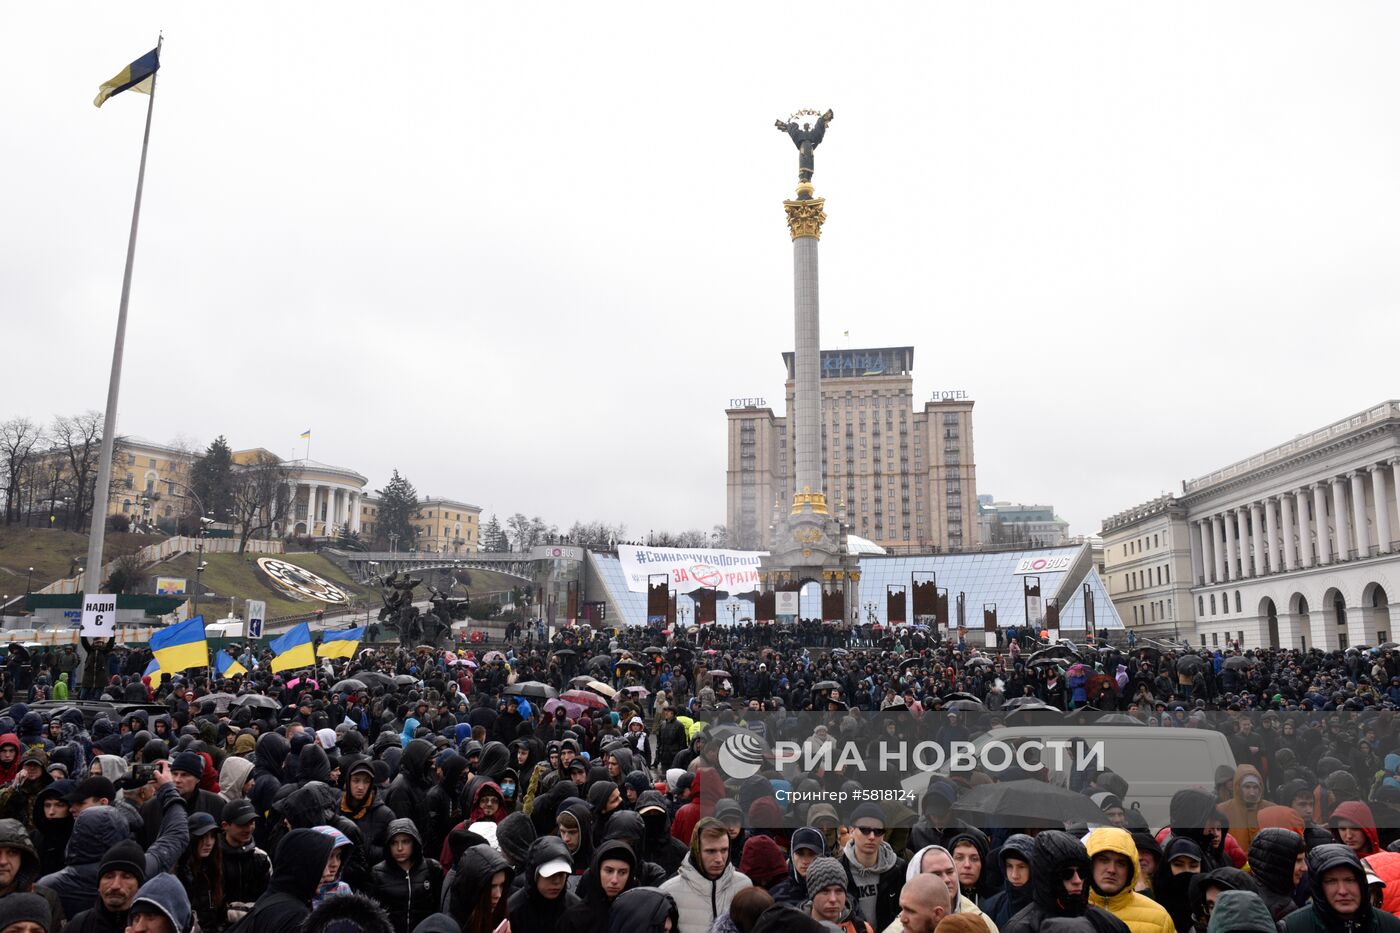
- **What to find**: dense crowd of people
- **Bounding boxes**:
[0,619,1398,933]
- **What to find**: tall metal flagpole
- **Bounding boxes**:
[83,35,162,601]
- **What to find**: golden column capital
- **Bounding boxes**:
[783,196,826,240]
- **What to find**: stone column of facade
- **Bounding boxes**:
[1349,471,1370,558]
[1312,484,1332,565]
[785,191,827,516]
[1223,510,1238,581]
[1231,507,1249,579]
[1191,520,1207,585]
[306,484,319,536]
[1392,459,1400,552]
[1212,515,1226,582]
[1279,494,1297,571]
[1249,503,1266,577]
[1371,465,1391,554]
[1295,489,1313,568]
[350,492,361,533]
[1331,477,1353,561]
[1263,499,1280,575]
[1204,515,1215,582]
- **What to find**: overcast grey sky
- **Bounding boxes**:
[4,3,1398,539]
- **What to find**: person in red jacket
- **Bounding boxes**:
[1331,800,1381,857]
[671,767,724,845]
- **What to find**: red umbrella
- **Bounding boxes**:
[560,689,610,711]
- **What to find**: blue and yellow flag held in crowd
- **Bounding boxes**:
[149,615,208,674]
[94,47,160,108]
[215,651,249,679]
[270,621,316,673]
[318,626,363,660]
[144,657,161,679]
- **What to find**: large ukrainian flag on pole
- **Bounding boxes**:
[317,626,363,660]
[270,622,316,673]
[149,615,209,674]
[94,47,160,108]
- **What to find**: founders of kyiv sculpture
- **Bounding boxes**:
[774,109,834,189]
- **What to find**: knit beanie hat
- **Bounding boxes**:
[739,835,789,887]
[805,856,848,900]
[0,892,50,932]
[100,839,148,884]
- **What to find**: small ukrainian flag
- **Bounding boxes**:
[300,429,312,439]
[318,626,363,660]
[149,615,208,674]
[94,47,160,108]
[270,621,316,673]
[215,652,249,679]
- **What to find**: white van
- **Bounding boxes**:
[901,725,1236,831]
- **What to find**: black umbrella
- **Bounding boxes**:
[643,646,665,655]
[1175,655,1204,674]
[331,678,368,694]
[830,648,850,658]
[614,659,644,672]
[505,681,558,700]
[588,655,612,670]
[551,648,577,658]
[1028,658,1065,670]
[234,694,279,712]
[1027,644,1078,665]
[812,680,841,691]
[941,692,982,703]
[1002,696,1058,711]
[1222,656,1257,672]
[356,671,396,688]
[899,657,924,672]
[944,699,985,713]
[953,779,1107,827]
[964,657,995,669]
[393,674,418,687]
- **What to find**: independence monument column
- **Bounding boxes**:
[763,109,860,623]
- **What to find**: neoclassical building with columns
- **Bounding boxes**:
[232,450,368,538]
[1113,401,1400,651]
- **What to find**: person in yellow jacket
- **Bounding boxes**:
[1085,827,1177,933]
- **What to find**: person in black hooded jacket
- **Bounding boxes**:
[1150,836,1204,933]
[588,780,624,846]
[229,826,336,933]
[424,751,468,863]
[1163,788,1230,872]
[1282,843,1400,933]
[339,757,396,869]
[608,887,680,933]
[558,838,641,933]
[248,731,288,848]
[983,833,1035,929]
[1247,827,1305,922]
[386,738,435,830]
[596,810,667,888]
[370,817,444,933]
[508,836,583,933]
[1001,830,1129,933]
[558,798,596,881]
[636,789,689,876]
[448,843,511,933]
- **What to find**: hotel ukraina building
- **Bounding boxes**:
[1103,400,1400,651]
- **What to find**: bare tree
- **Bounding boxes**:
[564,520,627,548]
[51,412,105,531]
[230,452,292,553]
[0,417,44,525]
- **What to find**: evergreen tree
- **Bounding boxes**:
[481,513,508,552]
[374,470,420,550]
[189,435,236,523]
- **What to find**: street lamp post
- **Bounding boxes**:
[389,533,400,554]
[192,537,208,619]
[25,568,33,594]
[728,602,737,625]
